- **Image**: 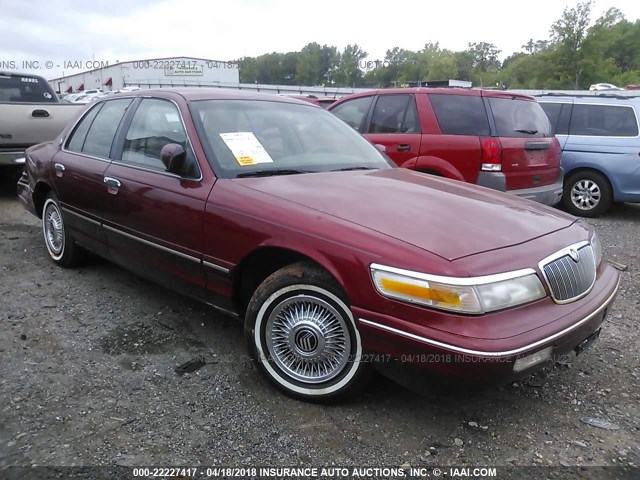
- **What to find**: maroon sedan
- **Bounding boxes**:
[18,88,619,402]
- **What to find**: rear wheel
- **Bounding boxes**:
[562,171,612,217]
[42,193,82,267]
[244,262,371,402]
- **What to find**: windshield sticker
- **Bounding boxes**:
[219,132,274,166]
[43,93,52,99]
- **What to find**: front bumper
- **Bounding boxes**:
[354,262,620,383]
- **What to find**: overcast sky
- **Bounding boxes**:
[1,0,639,80]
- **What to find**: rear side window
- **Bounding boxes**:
[429,94,490,136]
[82,99,132,158]
[66,104,102,152]
[488,97,552,138]
[540,103,563,135]
[0,74,56,103]
[331,96,374,132]
[368,94,420,134]
[569,104,639,137]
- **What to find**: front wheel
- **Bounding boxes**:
[562,171,613,217]
[245,262,371,402]
[42,193,82,267]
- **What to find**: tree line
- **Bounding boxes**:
[237,2,640,89]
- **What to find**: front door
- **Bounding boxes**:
[101,98,214,299]
[363,94,422,167]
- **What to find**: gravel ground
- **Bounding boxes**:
[0,179,638,479]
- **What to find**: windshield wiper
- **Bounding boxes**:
[236,169,315,178]
[332,166,376,172]
[514,128,538,135]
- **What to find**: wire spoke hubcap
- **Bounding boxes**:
[571,180,601,210]
[266,295,351,384]
[45,205,64,254]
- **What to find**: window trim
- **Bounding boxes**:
[61,96,203,181]
[62,96,136,159]
[565,103,640,139]
[111,96,203,182]
[63,102,104,153]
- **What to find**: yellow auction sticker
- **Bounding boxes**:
[237,155,256,166]
[219,132,274,166]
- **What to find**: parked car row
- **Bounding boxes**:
[328,88,564,206]
[327,88,640,217]
[60,86,142,104]
[18,88,620,402]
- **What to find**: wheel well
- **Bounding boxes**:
[416,169,444,177]
[231,247,329,316]
[32,182,51,218]
[565,167,612,187]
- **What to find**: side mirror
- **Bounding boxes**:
[160,143,186,174]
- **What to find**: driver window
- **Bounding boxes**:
[121,99,196,176]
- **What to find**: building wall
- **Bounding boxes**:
[49,57,240,93]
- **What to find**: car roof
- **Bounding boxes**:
[330,87,534,102]
[536,94,640,105]
[119,87,316,105]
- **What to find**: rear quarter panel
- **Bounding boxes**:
[562,136,640,201]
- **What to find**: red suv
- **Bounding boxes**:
[329,88,564,205]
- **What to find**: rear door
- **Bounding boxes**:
[485,95,561,191]
[424,93,487,182]
[363,94,421,167]
[53,98,133,257]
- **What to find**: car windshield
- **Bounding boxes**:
[191,99,392,178]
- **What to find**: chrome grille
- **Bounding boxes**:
[541,243,596,303]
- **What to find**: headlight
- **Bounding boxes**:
[370,264,546,314]
[591,231,602,267]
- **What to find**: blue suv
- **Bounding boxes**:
[539,94,640,217]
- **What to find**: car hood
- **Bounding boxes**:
[237,168,576,261]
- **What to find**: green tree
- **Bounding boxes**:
[333,44,367,87]
[466,42,501,72]
[550,0,593,88]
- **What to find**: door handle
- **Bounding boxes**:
[396,144,411,152]
[32,109,50,118]
[103,176,121,194]
[54,163,65,178]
